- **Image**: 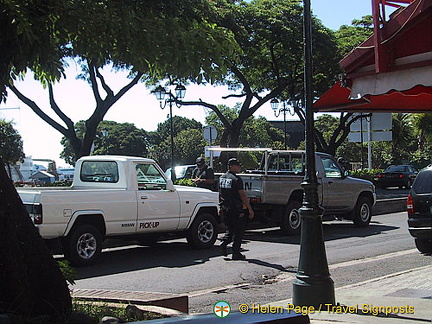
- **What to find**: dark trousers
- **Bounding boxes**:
[221,211,248,255]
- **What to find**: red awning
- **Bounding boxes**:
[314,0,432,113]
[314,81,432,113]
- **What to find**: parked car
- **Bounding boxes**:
[165,164,196,181]
[376,165,417,189]
[407,165,432,254]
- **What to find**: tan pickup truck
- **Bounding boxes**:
[211,148,376,235]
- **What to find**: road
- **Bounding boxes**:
[72,211,430,314]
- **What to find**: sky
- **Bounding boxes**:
[0,1,383,168]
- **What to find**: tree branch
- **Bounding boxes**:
[9,85,69,137]
[95,68,114,98]
[47,83,75,131]
[88,62,103,105]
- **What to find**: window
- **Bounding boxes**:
[320,156,342,178]
[136,164,167,190]
[412,170,432,194]
[267,153,305,174]
[80,161,119,183]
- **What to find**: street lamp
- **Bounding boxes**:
[292,0,335,307]
[153,84,186,181]
[270,99,296,150]
[101,129,109,155]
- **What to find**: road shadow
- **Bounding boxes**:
[70,241,223,280]
[242,220,399,245]
[70,221,398,280]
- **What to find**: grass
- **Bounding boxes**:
[72,300,168,322]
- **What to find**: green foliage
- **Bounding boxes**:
[0,119,25,166]
[60,121,149,166]
[334,15,373,56]
[147,116,204,170]
[175,178,195,187]
[350,168,383,183]
[58,260,76,286]
[72,302,166,322]
[205,105,284,148]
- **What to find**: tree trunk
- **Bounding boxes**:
[0,159,72,322]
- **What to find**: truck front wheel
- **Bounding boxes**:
[352,196,372,227]
[280,201,302,235]
[64,224,103,266]
[186,213,217,249]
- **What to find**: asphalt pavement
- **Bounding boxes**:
[73,189,432,324]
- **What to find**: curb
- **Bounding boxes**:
[71,289,189,314]
[373,197,407,215]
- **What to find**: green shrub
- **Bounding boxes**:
[350,169,383,183]
[175,178,195,187]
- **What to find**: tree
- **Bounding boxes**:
[5,0,240,164]
[0,155,73,322]
[0,1,237,321]
[205,105,284,148]
[60,120,149,166]
[334,16,374,57]
[148,116,203,169]
[179,0,340,148]
[0,119,25,177]
[391,113,416,164]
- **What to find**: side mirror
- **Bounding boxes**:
[166,179,175,191]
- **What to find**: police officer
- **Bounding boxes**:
[192,157,215,190]
[219,158,254,260]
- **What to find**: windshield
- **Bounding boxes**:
[385,165,408,173]
[412,170,432,194]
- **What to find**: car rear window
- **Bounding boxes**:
[412,170,432,194]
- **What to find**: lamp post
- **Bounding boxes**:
[292,0,335,307]
[270,99,296,150]
[101,129,109,155]
[153,84,186,181]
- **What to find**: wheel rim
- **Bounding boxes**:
[76,233,97,259]
[197,220,214,243]
[289,209,301,230]
[359,203,370,222]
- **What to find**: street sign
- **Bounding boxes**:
[203,125,217,144]
[348,131,392,142]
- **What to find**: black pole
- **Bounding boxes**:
[283,104,287,150]
[169,100,176,182]
[292,0,335,307]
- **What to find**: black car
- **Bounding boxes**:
[407,165,432,254]
[376,164,417,189]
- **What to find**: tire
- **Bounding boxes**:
[186,213,217,249]
[414,239,432,254]
[64,224,103,266]
[352,196,372,227]
[280,201,302,235]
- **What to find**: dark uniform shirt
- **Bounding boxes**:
[192,165,215,190]
[219,170,244,214]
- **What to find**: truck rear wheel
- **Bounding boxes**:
[186,213,217,249]
[64,224,103,266]
[352,196,372,227]
[280,201,302,235]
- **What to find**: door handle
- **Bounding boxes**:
[141,195,149,199]
[328,181,333,185]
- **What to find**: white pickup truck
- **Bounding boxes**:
[18,155,220,266]
[210,148,376,235]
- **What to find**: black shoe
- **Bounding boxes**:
[232,253,246,260]
[220,243,228,257]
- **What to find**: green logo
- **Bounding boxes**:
[213,301,231,318]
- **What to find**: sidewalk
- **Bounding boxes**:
[268,264,431,324]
